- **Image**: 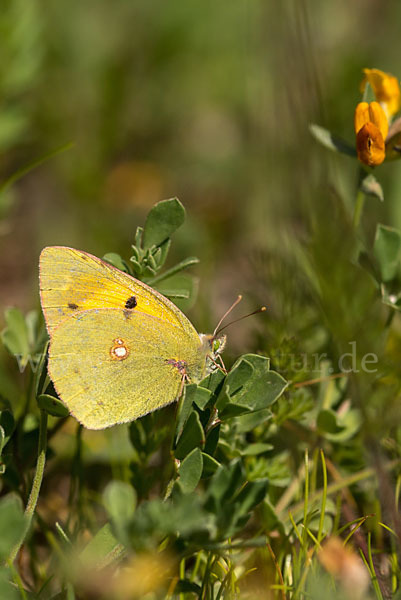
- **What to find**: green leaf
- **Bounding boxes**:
[80,523,121,567]
[309,123,357,157]
[374,224,401,282]
[219,401,253,420]
[147,256,200,286]
[200,369,226,397]
[153,288,190,299]
[175,410,205,460]
[25,310,40,349]
[204,424,220,456]
[103,481,136,527]
[1,308,29,359]
[324,409,362,442]
[175,384,198,442]
[316,409,344,434]
[178,448,203,493]
[37,394,69,418]
[201,453,221,477]
[0,567,19,600]
[102,253,131,273]
[233,478,269,518]
[155,238,171,269]
[207,459,244,508]
[222,354,288,412]
[0,411,14,453]
[192,386,212,410]
[358,251,380,286]
[219,359,253,405]
[0,495,26,561]
[361,174,384,202]
[35,340,49,397]
[154,273,198,311]
[241,443,274,456]
[143,198,185,248]
[231,408,273,433]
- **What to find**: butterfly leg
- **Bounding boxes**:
[216,353,227,373]
[208,354,227,374]
[177,371,189,400]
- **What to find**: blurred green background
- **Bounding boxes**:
[2,0,401,350]
[3,4,401,596]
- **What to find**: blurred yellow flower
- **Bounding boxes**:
[354,101,388,166]
[361,68,401,118]
[319,537,369,600]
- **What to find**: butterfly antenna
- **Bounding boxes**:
[213,295,243,337]
[214,306,267,336]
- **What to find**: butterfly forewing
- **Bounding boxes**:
[39,246,198,337]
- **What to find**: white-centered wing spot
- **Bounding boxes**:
[110,338,130,360]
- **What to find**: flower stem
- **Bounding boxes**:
[8,409,48,563]
[353,188,365,228]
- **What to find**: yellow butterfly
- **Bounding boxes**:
[39,246,219,430]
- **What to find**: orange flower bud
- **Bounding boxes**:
[354,102,388,166]
[354,101,388,139]
[354,102,370,134]
[367,101,389,139]
[356,122,385,166]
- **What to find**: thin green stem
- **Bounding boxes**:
[179,558,185,600]
[215,566,233,600]
[367,533,384,600]
[7,560,28,599]
[385,308,395,329]
[302,449,309,547]
[280,459,400,521]
[0,143,74,196]
[190,551,203,582]
[317,450,327,544]
[8,409,48,563]
[353,188,365,229]
[200,552,214,600]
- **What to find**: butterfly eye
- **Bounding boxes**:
[125,296,137,309]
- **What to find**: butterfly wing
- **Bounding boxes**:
[39,246,196,335]
[48,308,207,429]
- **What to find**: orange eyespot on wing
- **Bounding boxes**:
[110,338,130,360]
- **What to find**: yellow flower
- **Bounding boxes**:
[361,68,401,118]
[319,537,370,600]
[354,101,388,166]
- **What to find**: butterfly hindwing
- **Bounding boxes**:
[48,308,207,429]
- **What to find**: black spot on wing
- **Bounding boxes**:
[68,303,79,310]
[125,296,137,309]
